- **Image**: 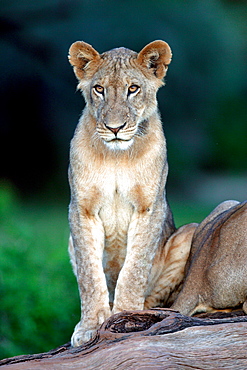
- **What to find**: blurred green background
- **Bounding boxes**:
[0,0,246,360]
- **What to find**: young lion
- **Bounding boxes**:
[68,40,195,346]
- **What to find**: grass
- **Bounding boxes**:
[0,184,214,360]
[0,185,80,359]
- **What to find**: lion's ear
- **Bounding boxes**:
[137,40,172,79]
[68,41,101,80]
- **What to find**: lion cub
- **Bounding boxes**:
[68,40,192,346]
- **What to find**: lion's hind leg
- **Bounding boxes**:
[144,223,198,309]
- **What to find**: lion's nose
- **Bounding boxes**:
[105,122,126,136]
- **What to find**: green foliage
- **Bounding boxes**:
[0,185,79,359]
[171,201,213,229]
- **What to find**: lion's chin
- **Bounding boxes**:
[104,138,134,150]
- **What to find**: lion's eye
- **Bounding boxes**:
[94,85,104,95]
[128,85,140,95]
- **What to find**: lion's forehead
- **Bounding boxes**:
[101,47,137,61]
[93,59,145,90]
[96,48,141,83]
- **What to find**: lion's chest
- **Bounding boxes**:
[99,170,134,301]
[99,166,134,234]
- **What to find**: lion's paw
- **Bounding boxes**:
[71,322,97,347]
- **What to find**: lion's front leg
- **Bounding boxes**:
[112,205,168,314]
[69,206,111,346]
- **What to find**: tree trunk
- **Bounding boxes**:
[1,309,247,369]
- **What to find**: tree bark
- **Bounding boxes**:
[1,309,247,369]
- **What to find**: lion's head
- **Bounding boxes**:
[69,40,172,150]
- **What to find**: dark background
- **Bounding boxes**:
[1,0,246,203]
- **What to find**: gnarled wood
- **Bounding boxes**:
[1,309,247,369]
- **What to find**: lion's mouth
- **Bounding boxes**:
[111,138,129,142]
[104,134,133,143]
[104,137,134,150]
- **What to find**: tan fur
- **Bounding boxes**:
[68,40,179,346]
[144,223,198,309]
[172,200,247,316]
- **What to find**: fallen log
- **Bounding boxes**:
[1,309,247,369]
